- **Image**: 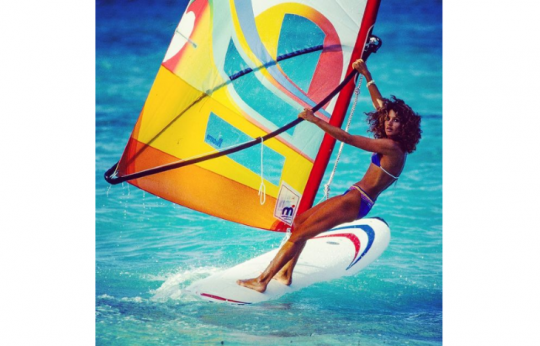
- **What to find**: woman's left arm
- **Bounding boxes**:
[299,109,398,155]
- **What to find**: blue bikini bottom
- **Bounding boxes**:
[343,185,375,219]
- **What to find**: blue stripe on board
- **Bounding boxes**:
[331,224,375,270]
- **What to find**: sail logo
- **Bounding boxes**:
[206,133,223,148]
[274,182,301,225]
[281,205,295,217]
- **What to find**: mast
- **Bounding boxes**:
[296,0,382,216]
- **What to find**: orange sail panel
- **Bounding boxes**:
[111,0,379,231]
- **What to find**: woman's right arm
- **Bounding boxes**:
[299,108,398,155]
[352,59,384,110]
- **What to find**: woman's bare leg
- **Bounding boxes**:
[272,198,332,285]
[237,191,361,292]
[273,242,305,285]
[273,192,359,285]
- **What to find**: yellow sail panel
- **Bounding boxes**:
[124,66,309,197]
[122,139,280,230]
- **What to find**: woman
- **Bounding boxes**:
[237,59,422,293]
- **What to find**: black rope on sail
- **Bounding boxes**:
[111,43,336,173]
[104,35,382,185]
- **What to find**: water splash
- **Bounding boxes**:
[150,266,221,302]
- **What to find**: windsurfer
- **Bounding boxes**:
[237,59,422,293]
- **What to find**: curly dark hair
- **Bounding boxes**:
[365,95,422,153]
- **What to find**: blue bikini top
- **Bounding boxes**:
[371,153,400,180]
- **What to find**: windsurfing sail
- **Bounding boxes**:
[104,0,382,232]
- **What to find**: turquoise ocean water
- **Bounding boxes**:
[96,0,442,344]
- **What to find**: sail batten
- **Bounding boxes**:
[106,0,382,232]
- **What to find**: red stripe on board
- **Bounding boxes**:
[314,233,361,267]
[200,293,251,305]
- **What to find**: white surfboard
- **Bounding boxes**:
[186,217,391,305]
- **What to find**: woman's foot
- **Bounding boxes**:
[272,272,291,286]
[236,278,267,293]
[272,267,292,286]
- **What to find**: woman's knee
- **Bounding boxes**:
[289,229,310,244]
[292,216,306,231]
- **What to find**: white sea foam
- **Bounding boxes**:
[150,266,221,302]
[120,296,144,303]
[97,294,114,299]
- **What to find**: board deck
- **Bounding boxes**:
[186,217,391,304]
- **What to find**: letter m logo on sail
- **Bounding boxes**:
[282,206,295,217]
[274,182,301,225]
